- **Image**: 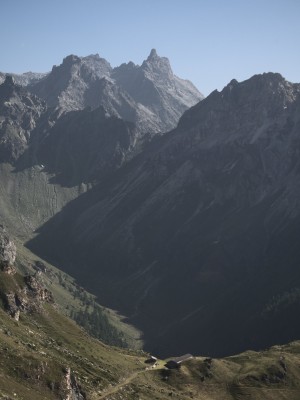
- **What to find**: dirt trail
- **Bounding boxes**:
[97,370,142,399]
[97,361,165,399]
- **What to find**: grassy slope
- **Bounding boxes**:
[15,241,142,350]
[0,163,79,240]
[0,163,142,349]
[0,304,144,400]
[1,162,300,399]
[1,269,300,400]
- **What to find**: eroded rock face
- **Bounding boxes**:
[0,225,16,267]
[3,274,54,320]
[0,226,53,319]
[0,76,47,162]
[24,275,54,303]
[0,71,47,86]
[29,50,203,134]
[63,368,86,400]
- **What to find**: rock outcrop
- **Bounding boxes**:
[0,76,47,162]
[0,71,47,86]
[0,226,53,320]
[3,273,54,321]
[0,225,16,268]
[63,368,86,400]
[24,274,54,304]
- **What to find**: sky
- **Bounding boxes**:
[1,0,300,96]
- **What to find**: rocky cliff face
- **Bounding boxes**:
[0,51,202,225]
[112,49,203,132]
[0,225,16,268]
[29,54,112,111]
[0,226,53,321]
[27,73,300,357]
[28,50,203,133]
[0,71,47,86]
[0,76,47,162]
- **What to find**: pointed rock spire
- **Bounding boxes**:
[148,48,158,60]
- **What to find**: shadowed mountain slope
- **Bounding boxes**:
[3,224,300,400]
[27,73,300,357]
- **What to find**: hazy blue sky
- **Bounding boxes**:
[1,0,299,95]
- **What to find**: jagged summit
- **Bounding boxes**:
[147,48,158,60]
[61,54,81,65]
[28,50,203,133]
[223,72,295,92]
[142,48,173,75]
[219,72,300,111]
[180,72,300,130]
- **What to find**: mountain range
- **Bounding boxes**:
[2,49,203,134]
[1,50,300,366]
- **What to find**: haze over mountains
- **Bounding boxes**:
[1,50,300,363]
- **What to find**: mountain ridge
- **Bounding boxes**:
[26,50,203,133]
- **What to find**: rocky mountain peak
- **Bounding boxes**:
[222,72,297,96]
[81,54,112,75]
[179,72,299,135]
[51,53,112,79]
[142,49,173,79]
[220,72,300,114]
[27,51,203,133]
[147,48,159,60]
[61,54,81,66]
[86,53,101,60]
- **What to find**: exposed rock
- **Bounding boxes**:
[63,368,86,400]
[30,54,112,112]
[4,276,54,318]
[0,76,47,162]
[1,264,16,275]
[0,226,53,318]
[0,225,16,268]
[24,274,54,303]
[32,260,47,273]
[0,71,47,86]
[29,50,203,134]
[112,49,204,133]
